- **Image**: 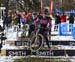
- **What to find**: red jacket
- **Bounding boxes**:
[60,15,66,23]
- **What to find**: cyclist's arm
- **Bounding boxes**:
[47,19,52,29]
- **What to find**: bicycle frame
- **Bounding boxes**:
[34,29,40,43]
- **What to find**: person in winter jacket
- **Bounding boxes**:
[54,13,61,31]
[68,13,74,24]
[60,13,66,23]
[55,13,61,25]
[16,11,21,28]
[68,13,74,31]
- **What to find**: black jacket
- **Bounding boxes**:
[55,15,61,24]
[68,15,74,24]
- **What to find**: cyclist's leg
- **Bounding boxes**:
[43,33,50,48]
[43,32,53,51]
[48,28,51,40]
[39,27,50,48]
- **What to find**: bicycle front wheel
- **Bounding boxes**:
[30,34,44,52]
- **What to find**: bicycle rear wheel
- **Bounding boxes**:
[30,34,44,52]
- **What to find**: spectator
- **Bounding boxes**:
[68,13,74,31]
[54,13,61,31]
[20,12,27,25]
[16,11,21,28]
[68,13,74,24]
[60,12,66,23]
[3,14,7,29]
[7,14,12,27]
[12,13,17,25]
[55,13,61,25]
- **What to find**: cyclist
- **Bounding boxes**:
[34,14,52,49]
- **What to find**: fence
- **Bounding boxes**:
[51,23,74,34]
[51,23,73,34]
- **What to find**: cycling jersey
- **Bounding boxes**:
[34,16,52,30]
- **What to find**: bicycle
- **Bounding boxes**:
[29,27,44,52]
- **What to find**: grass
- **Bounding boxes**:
[13,57,72,62]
